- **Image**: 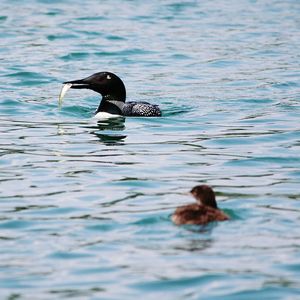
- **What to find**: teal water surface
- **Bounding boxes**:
[1,0,300,299]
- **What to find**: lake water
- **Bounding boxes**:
[1,0,300,299]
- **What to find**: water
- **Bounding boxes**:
[1,0,300,299]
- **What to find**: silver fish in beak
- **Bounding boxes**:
[58,83,72,106]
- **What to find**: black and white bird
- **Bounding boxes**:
[59,71,162,118]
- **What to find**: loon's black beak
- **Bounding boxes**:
[59,77,93,104]
[63,78,91,89]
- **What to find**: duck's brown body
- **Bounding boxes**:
[172,203,229,225]
[172,185,230,225]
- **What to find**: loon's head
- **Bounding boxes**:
[190,185,218,209]
[63,71,126,102]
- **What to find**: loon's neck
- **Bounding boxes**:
[96,97,125,115]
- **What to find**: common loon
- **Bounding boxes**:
[59,72,162,118]
[172,185,230,225]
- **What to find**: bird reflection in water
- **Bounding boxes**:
[173,238,213,252]
[89,117,127,145]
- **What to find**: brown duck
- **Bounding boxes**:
[172,185,230,225]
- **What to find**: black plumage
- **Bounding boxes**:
[62,72,162,117]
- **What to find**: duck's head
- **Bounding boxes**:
[190,185,218,208]
[62,71,126,102]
